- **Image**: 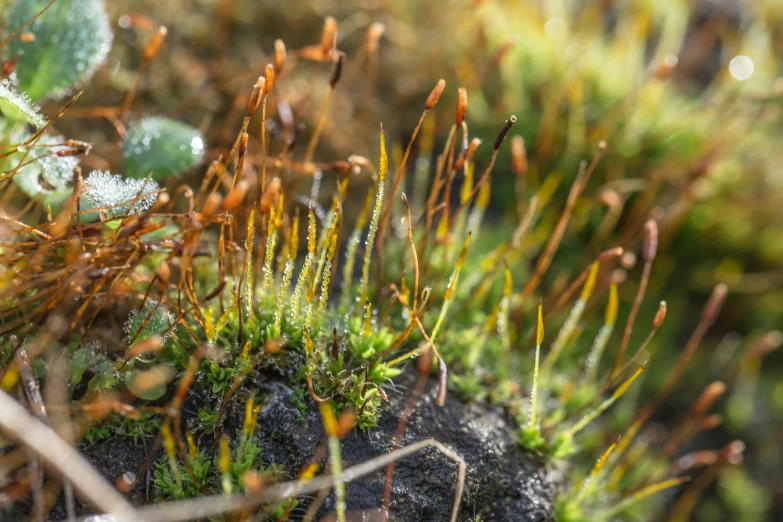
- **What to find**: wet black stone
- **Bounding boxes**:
[3,372,559,521]
[1,436,150,521]
[249,373,559,522]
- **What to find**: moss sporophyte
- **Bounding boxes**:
[0,2,777,521]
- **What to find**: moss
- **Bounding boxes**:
[0,1,780,521]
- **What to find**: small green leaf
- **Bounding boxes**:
[69,345,95,385]
[123,117,205,180]
[87,359,118,391]
[369,363,401,381]
[30,358,48,379]
[6,0,112,101]
[0,79,46,127]
[124,301,174,344]
[197,408,218,432]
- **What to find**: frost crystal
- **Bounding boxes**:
[83,170,159,216]
[0,79,46,128]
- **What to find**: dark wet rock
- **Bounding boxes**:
[2,437,150,521]
[249,373,560,521]
[3,372,560,521]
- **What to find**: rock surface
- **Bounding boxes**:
[250,372,559,521]
[3,372,559,521]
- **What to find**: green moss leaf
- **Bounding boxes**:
[6,0,112,101]
[123,117,205,180]
[519,424,547,454]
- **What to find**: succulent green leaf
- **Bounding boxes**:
[0,79,46,127]
[5,0,112,101]
[88,359,119,391]
[124,301,174,344]
[13,133,79,199]
[70,342,106,386]
[123,117,205,180]
[69,346,94,386]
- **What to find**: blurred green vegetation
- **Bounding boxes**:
[3,0,782,519]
